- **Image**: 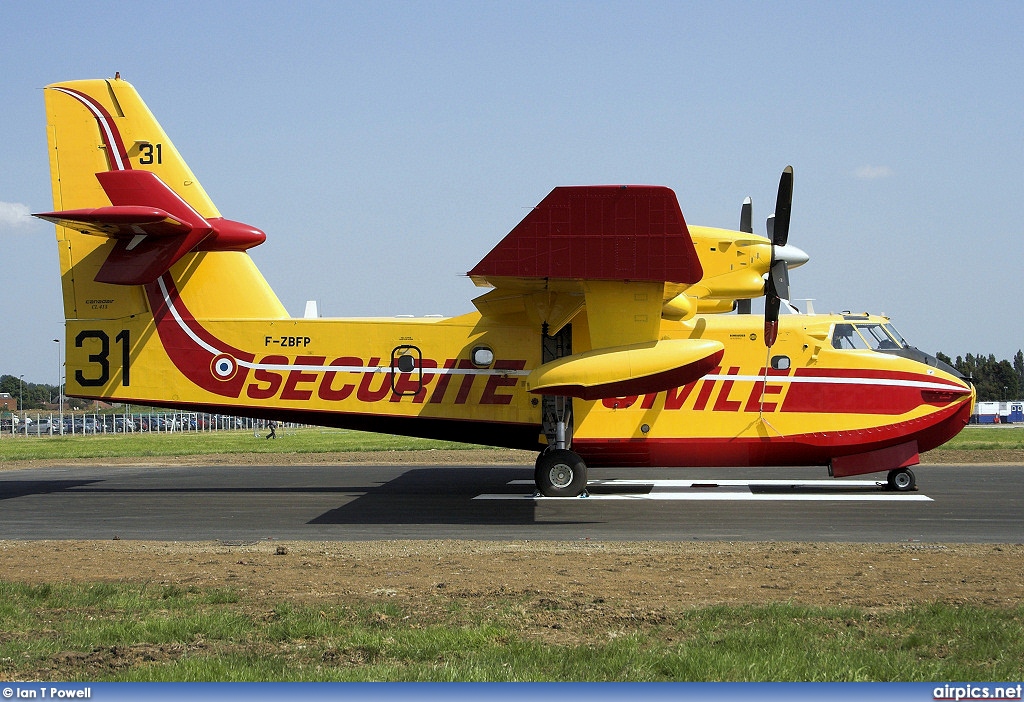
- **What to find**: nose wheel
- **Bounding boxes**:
[535,449,588,497]
[886,468,917,492]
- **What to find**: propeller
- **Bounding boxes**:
[763,166,805,347]
[735,167,808,333]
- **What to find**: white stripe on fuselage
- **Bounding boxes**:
[155,279,959,387]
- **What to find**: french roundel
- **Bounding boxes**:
[211,354,237,380]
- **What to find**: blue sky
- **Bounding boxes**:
[1,1,1022,383]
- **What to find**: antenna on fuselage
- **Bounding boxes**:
[791,299,816,315]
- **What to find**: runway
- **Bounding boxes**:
[0,463,1020,542]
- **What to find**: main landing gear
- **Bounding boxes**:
[535,448,588,497]
[886,467,917,492]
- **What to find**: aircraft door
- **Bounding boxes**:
[390,345,423,397]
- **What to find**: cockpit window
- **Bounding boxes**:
[832,324,869,350]
[831,322,906,351]
[883,323,907,348]
[857,323,901,350]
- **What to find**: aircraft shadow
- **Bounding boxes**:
[0,479,103,501]
[309,466,595,526]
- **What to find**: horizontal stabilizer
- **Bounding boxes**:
[526,339,725,400]
[34,169,265,286]
[469,186,702,285]
[34,206,193,238]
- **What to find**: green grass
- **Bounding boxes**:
[0,427,485,462]
[941,425,1024,451]
[0,581,1020,681]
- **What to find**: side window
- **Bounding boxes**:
[770,355,791,371]
[831,324,867,350]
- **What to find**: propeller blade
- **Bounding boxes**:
[740,197,753,234]
[763,260,789,347]
[772,165,793,247]
[764,295,781,347]
[769,259,790,302]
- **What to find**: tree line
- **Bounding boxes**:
[0,374,89,411]
[4,351,1024,410]
[936,351,1024,403]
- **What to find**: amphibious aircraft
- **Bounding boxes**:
[36,76,974,496]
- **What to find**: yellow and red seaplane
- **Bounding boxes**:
[36,76,973,496]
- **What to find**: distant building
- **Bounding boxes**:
[0,393,15,411]
[972,401,1024,424]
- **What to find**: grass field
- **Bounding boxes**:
[1,424,1021,463]
[943,424,1024,451]
[0,427,480,463]
[1,582,1021,681]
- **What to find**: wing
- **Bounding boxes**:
[468,185,724,399]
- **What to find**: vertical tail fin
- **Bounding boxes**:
[37,76,287,321]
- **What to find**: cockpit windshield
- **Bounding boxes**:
[831,322,907,351]
[883,323,907,347]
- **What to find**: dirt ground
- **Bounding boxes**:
[1,539,1022,615]
[1,449,1023,615]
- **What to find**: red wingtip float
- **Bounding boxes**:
[37,77,973,497]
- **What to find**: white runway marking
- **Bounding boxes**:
[474,478,933,501]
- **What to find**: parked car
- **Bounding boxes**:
[114,417,136,432]
[18,420,53,435]
[72,418,97,434]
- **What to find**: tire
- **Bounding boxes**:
[534,449,588,497]
[887,468,916,492]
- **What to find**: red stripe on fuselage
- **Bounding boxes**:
[144,274,254,397]
[781,367,970,415]
[575,394,972,468]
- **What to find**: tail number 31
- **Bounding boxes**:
[75,330,130,387]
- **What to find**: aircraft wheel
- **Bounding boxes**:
[887,468,916,492]
[535,449,588,497]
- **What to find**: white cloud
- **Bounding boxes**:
[0,201,33,229]
[854,165,894,180]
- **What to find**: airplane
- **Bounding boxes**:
[34,76,974,497]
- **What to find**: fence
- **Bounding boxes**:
[0,411,277,437]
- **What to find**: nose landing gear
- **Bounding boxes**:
[887,467,917,492]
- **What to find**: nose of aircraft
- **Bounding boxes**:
[774,243,809,269]
[912,375,974,453]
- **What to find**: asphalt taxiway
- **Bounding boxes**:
[0,463,1020,542]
